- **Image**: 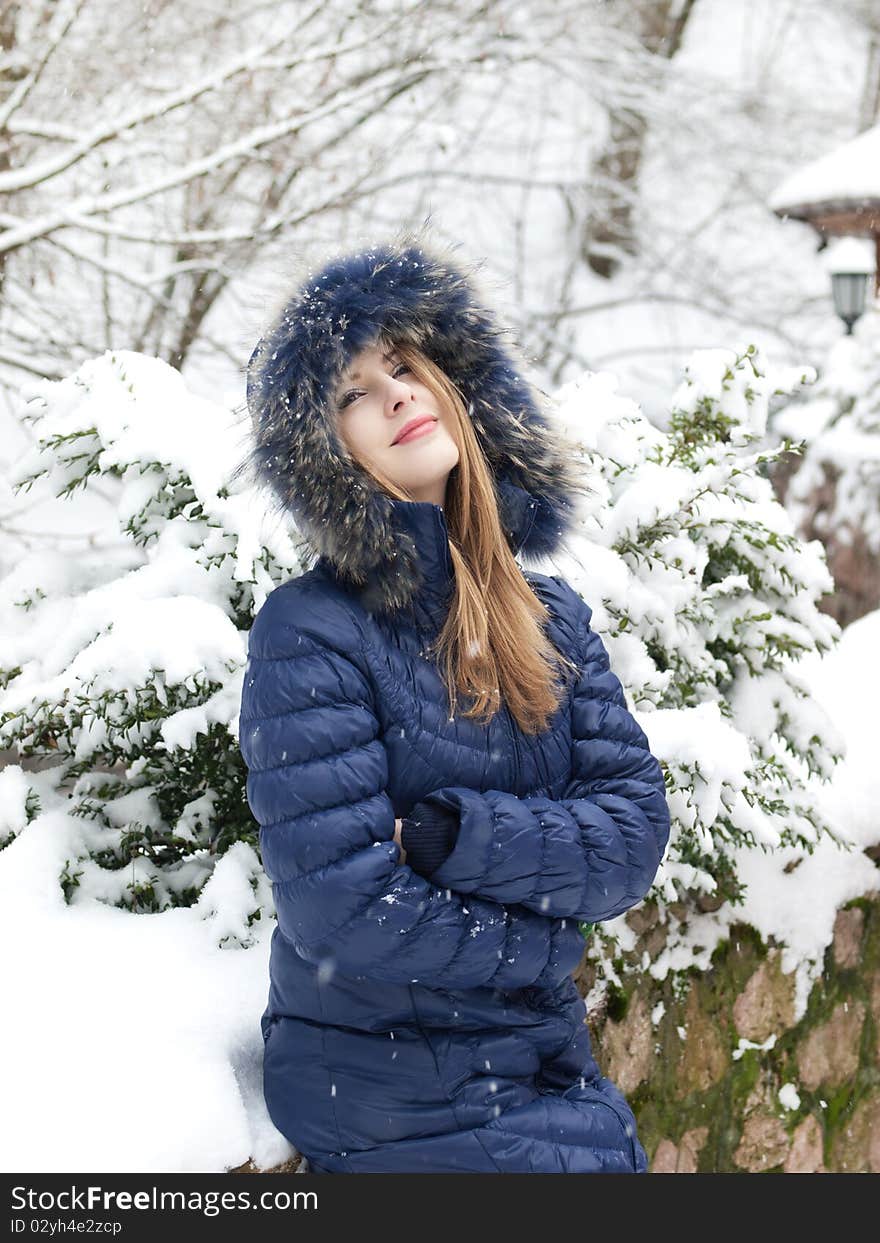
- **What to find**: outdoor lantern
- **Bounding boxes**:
[831,271,870,334]
[768,123,880,332]
[821,237,877,335]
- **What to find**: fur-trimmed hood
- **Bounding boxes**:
[244,230,584,616]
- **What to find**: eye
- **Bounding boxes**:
[338,361,410,410]
[338,388,361,410]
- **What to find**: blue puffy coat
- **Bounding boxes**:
[239,495,670,1173]
[238,235,671,1173]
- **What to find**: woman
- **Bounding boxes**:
[238,233,670,1174]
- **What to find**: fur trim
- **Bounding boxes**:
[243,226,585,615]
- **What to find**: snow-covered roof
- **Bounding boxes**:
[769,123,880,215]
[819,236,877,275]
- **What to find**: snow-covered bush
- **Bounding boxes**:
[552,341,846,921]
[0,343,848,965]
[0,350,302,937]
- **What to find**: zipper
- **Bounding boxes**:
[507,701,521,794]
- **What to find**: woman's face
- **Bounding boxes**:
[334,342,460,507]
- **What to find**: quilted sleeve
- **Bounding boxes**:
[401,586,670,923]
[238,589,585,991]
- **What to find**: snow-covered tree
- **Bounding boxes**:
[2,0,680,392]
[0,0,553,383]
[0,341,848,969]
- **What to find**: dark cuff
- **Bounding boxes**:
[400,800,460,878]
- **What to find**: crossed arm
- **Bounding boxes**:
[240,583,668,994]
[400,584,670,923]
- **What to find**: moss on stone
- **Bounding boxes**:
[605,980,629,1023]
[583,894,880,1172]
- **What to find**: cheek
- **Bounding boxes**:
[336,418,361,461]
[340,410,389,457]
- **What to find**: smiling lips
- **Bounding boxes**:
[392,415,438,445]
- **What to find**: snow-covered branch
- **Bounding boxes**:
[0,13,417,196]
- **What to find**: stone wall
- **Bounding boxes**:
[579,895,880,1172]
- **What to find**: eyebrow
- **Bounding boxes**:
[341,349,398,385]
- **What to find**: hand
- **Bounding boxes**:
[393,817,407,865]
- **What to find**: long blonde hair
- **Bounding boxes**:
[341,338,579,735]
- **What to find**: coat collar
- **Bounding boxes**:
[385,499,455,633]
[316,478,540,633]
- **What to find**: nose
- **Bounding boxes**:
[386,373,415,414]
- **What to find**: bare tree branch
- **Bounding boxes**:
[0,0,87,130]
